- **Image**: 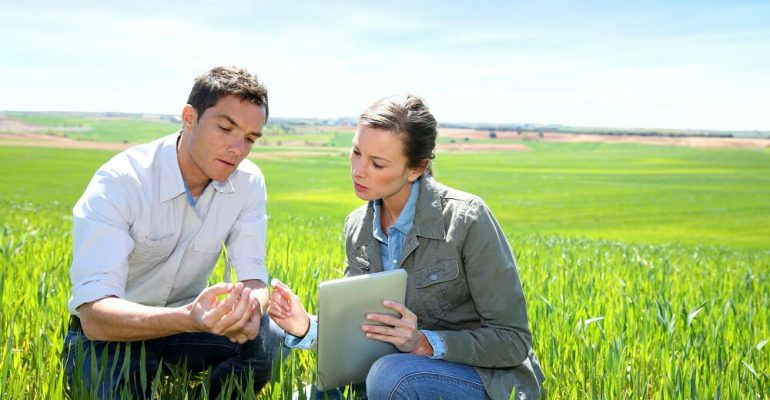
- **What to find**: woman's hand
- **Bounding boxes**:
[267,278,311,338]
[361,300,434,356]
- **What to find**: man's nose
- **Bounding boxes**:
[229,137,245,156]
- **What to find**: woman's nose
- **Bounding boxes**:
[351,161,364,178]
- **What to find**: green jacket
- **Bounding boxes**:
[344,176,544,400]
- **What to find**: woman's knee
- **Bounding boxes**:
[366,354,488,400]
[366,354,423,399]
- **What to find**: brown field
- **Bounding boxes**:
[2,118,768,154]
[439,128,770,149]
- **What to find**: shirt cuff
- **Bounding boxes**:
[284,315,318,349]
[231,261,269,285]
[421,329,446,359]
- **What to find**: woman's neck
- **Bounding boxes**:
[380,182,412,229]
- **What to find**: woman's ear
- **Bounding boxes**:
[407,160,430,182]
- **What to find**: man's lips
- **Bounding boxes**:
[218,158,236,167]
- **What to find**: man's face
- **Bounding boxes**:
[180,95,266,183]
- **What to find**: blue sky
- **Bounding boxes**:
[1,0,769,130]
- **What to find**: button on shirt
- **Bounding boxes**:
[286,178,446,358]
[68,132,268,315]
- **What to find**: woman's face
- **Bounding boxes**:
[350,126,422,204]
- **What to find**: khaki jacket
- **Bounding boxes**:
[344,176,544,400]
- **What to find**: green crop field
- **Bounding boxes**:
[0,139,768,398]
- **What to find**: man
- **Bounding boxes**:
[63,66,282,398]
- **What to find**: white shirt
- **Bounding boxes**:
[68,132,268,315]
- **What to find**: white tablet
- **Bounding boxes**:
[316,269,408,391]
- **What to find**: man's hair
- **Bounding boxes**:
[186,66,269,121]
[358,94,437,175]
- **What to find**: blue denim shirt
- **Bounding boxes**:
[286,178,446,358]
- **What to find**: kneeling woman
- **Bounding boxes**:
[268,94,544,400]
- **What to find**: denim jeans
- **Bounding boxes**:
[62,314,286,399]
[314,353,490,400]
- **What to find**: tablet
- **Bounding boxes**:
[316,268,408,391]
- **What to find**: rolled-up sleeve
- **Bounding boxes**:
[227,173,268,284]
[68,171,135,315]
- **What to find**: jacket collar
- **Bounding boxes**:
[351,174,446,247]
[411,175,446,240]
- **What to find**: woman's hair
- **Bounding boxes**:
[187,66,269,121]
[358,94,437,175]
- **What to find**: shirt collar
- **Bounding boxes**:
[372,177,421,239]
[159,132,186,203]
[211,177,235,194]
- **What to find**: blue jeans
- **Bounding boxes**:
[314,354,490,400]
[62,314,286,399]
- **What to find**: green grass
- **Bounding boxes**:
[0,142,768,398]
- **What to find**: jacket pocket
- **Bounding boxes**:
[414,258,467,314]
[415,258,460,288]
[346,256,371,276]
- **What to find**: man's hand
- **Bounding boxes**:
[188,282,254,336]
[223,290,263,344]
[267,278,310,338]
[361,300,434,356]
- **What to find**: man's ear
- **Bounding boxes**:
[181,104,197,129]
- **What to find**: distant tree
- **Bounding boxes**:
[489,131,497,139]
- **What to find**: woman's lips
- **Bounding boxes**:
[354,182,367,192]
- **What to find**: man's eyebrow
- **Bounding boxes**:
[218,114,239,127]
[218,114,261,137]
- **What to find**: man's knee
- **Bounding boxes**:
[63,333,151,398]
[243,314,287,365]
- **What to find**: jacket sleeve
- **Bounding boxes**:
[435,198,533,368]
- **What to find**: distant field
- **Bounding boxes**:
[0,135,768,398]
[5,142,767,248]
[3,112,770,151]
[2,113,180,143]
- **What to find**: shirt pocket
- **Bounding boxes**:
[186,233,224,280]
[130,234,177,263]
[193,233,224,254]
[414,258,468,314]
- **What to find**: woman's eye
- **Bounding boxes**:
[372,162,384,169]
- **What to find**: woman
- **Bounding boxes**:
[268,94,544,400]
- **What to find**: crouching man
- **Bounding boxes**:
[63,66,283,399]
